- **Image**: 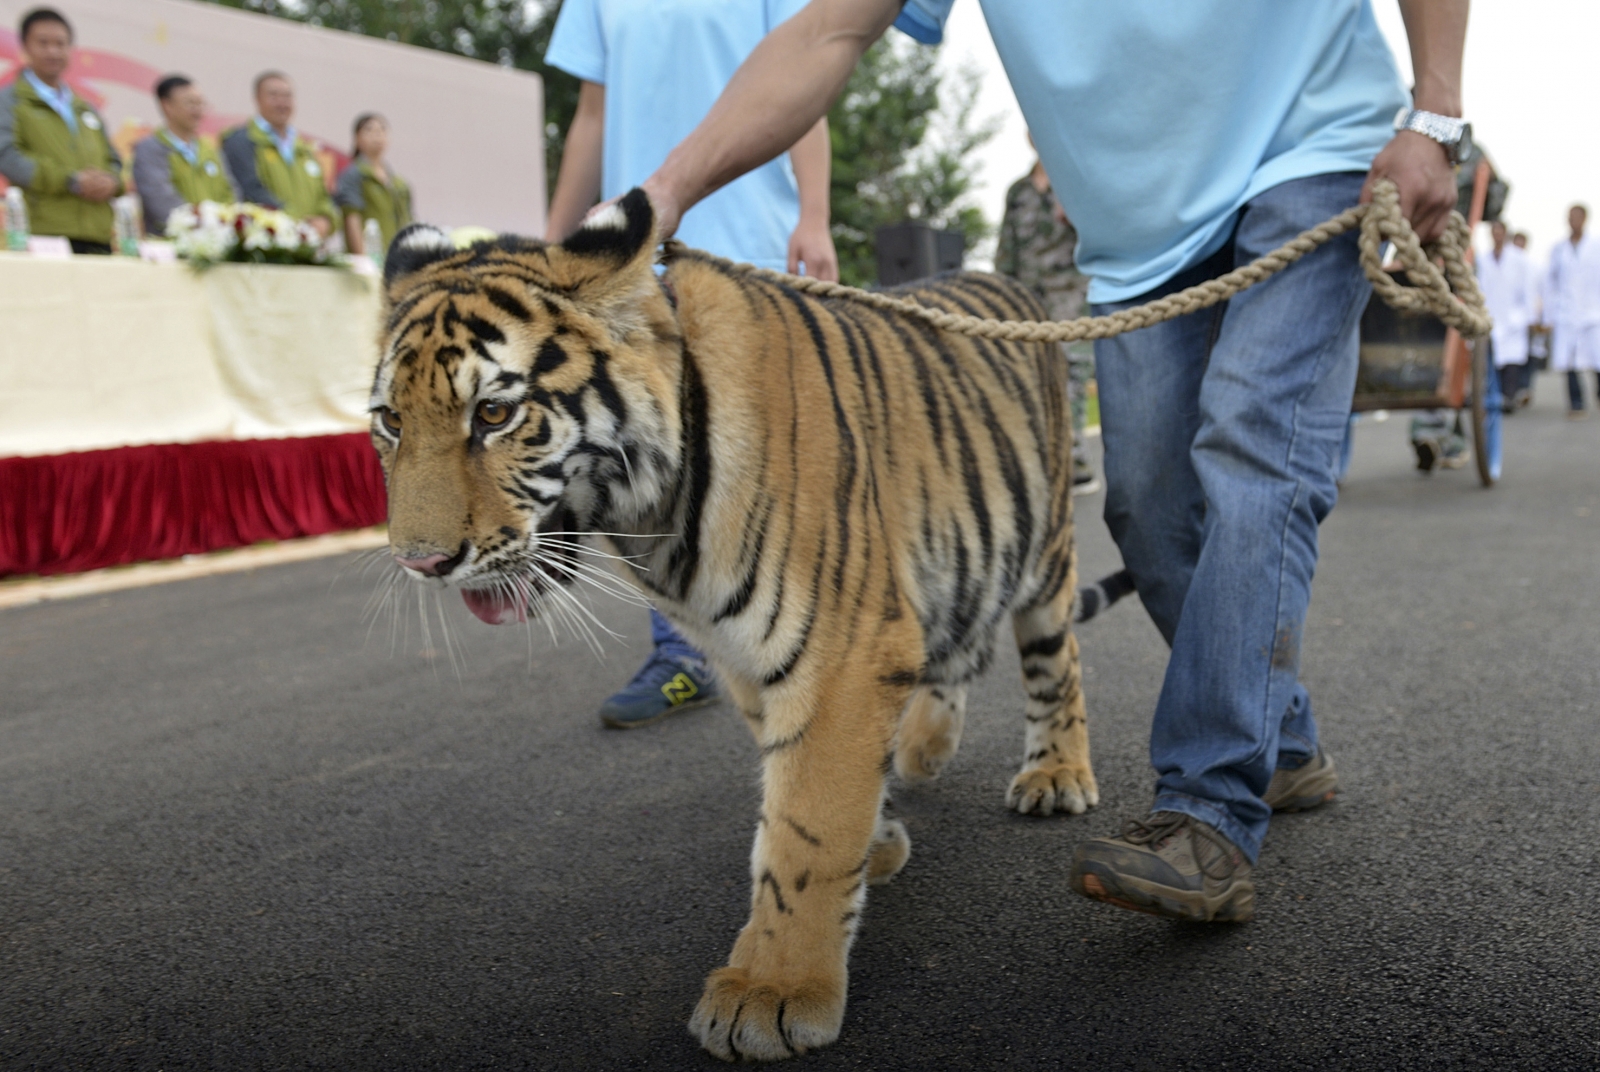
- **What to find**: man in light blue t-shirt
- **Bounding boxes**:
[639,0,1469,926]
[544,0,838,729]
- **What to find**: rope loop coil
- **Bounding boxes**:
[663,179,1491,342]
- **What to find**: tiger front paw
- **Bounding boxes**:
[1006,761,1099,816]
[689,967,845,1062]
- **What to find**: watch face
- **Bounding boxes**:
[1456,122,1474,164]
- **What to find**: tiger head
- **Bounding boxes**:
[370,189,681,625]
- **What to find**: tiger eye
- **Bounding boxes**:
[476,400,514,427]
[378,407,402,435]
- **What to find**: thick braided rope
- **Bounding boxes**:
[664,179,1490,341]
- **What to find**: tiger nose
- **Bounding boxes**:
[395,542,467,577]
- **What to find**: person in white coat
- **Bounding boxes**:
[1545,204,1600,418]
[1479,220,1537,409]
[1518,231,1554,372]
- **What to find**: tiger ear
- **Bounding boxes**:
[558,187,658,272]
[545,188,661,322]
[384,223,456,286]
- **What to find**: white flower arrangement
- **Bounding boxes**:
[166,201,330,269]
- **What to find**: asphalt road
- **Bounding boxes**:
[3,375,1598,1071]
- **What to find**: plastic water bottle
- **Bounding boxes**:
[113,196,140,256]
[363,217,383,270]
[5,187,28,251]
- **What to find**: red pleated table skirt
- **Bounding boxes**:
[0,433,386,578]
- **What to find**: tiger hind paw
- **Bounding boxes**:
[892,685,966,784]
[865,817,910,886]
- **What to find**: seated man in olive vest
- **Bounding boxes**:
[0,6,123,254]
[132,74,237,238]
[220,70,334,237]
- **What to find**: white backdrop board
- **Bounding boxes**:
[0,0,546,235]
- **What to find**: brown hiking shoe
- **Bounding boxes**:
[1263,748,1338,812]
[1069,812,1254,922]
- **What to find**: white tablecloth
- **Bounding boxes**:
[0,253,381,458]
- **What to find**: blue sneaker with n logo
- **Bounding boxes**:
[598,649,722,729]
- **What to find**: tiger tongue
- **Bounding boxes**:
[461,587,528,625]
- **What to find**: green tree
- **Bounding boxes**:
[198,0,579,182]
[828,38,998,287]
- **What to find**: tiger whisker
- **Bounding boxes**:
[529,568,617,653]
[521,573,586,651]
[547,596,585,651]
[415,583,439,679]
[531,588,550,672]
[537,529,669,541]
[333,546,394,590]
[540,583,608,654]
[532,554,650,608]
[507,572,567,650]
[616,446,640,498]
[544,556,642,597]
[536,537,650,567]
[360,567,395,623]
[354,546,394,572]
[537,593,561,647]
[362,568,406,652]
[434,585,465,680]
[389,571,406,658]
[531,545,643,590]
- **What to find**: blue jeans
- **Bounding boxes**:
[1093,172,1369,863]
[650,608,703,665]
[1336,414,1358,484]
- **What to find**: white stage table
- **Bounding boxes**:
[0,253,381,458]
[0,252,389,578]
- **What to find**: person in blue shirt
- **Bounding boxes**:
[638,0,1468,924]
[543,0,838,729]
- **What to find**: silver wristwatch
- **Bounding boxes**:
[1394,107,1473,165]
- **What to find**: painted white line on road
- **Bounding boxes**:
[0,528,389,611]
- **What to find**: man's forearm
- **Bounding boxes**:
[1362,0,1466,240]
[546,80,606,241]
[647,0,900,232]
[1398,0,1467,116]
[789,117,831,224]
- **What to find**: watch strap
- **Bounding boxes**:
[1395,108,1469,162]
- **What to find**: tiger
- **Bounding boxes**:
[370,188,1100,1061]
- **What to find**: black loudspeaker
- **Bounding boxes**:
[875,221,965,286]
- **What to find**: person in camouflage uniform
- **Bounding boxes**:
[995,154,1099,492]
